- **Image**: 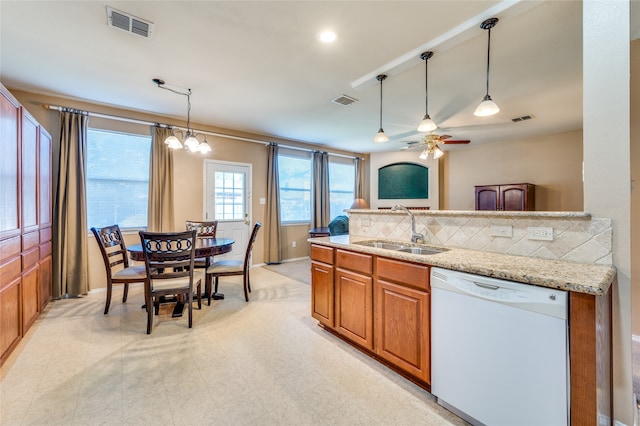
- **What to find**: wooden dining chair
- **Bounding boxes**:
[91,225,148,315]
[139,230,203,334]
[206,222,262,303]
[185,220,218,268]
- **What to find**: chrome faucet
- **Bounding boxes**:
[391,205,425,243]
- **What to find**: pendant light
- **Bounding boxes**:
[374,74,389,143]
[153,78,212,154]
[474,17,500,117]
[417,51,437,132]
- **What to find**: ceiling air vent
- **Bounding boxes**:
[331,94,358,106]
[106,7,153,38]
[512,114,534,123]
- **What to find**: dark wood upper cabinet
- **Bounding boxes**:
[475,183,535,211]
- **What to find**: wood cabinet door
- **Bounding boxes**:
[501,184,529,211]
[0,277,21,363]
[375,279,430,383]
[39,255,52,310]
[475,185,499,211]
[39,128,52,228]
[335,268,373,350]
[0,86,21,240]
[21,110,39,234]
[21,266,38,333]
[311,261,334,327]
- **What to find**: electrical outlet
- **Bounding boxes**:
[527,227,554,241]
[292,241,297,248]
[490,225,512,237]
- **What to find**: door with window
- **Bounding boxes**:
[204,161,251,262]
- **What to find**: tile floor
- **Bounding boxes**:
[0,264,465,426]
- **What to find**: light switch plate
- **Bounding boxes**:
[259,198,266,205]
[491,225,512,237]
[527,226,554,241]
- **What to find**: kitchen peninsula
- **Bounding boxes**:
[309,209,615,426]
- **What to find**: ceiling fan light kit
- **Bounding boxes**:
[417,51,438,132]
[374,74,389,143]
[474,17,500,117]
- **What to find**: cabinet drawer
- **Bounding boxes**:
[336,249,372,275]
[377,257,429,291]
[311,244,333,264]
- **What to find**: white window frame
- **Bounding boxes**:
[278,148,312,225]
[85,127,151,231]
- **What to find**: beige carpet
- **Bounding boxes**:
[0,265,464,425]
[263,258,311,285]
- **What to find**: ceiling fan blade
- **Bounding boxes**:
[437,134,453,140]
[440,139,471,144]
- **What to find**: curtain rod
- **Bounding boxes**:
[42,103,362,160]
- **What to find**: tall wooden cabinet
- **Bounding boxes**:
[475,183,535,211]
[0,83,53,365]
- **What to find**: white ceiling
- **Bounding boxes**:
[1,1,638,154]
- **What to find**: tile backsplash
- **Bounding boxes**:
[348,210,612,265]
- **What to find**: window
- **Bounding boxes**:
[214,171,245,220]
[86,129,151,229]
[329,160,355,219]
[278,152,311,223]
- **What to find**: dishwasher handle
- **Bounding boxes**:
[474,282,499,290]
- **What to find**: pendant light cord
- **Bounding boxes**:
[485,26,493,97]
[153,80,193,132]
[425,57,429,114]
[379,77,383,130]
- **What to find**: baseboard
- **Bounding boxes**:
[281,256,310,263]
[258,256,310,268]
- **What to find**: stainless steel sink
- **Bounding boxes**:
[395,247,444,255]
[356,241,406,250]
[353,240,447,255]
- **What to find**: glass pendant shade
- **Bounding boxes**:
[165,135,183,149]
[417,115,437,132]
[184,133,200,151]
[374,129,389,143]
[419,149,428,160]
[198,141,212,153]
[474,95,500,117]
[433,146,444,159]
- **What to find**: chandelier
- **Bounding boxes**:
[153,78,211,153]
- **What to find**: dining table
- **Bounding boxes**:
[128,237,235,316]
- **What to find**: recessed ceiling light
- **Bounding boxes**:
[318,30,337,43]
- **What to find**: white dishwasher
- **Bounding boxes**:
[430,267,569,426]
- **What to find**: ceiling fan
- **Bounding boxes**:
[401,132,470,159]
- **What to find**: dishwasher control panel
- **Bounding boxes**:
[430,268,567,319]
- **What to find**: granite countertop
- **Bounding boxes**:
[308,235,616,296]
